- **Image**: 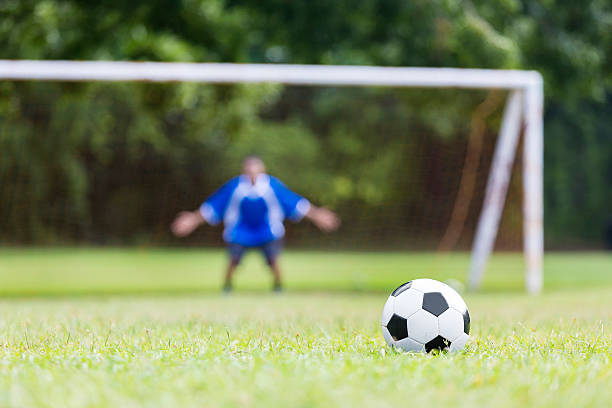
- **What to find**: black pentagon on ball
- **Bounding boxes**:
[386,314,408,341]
[391,281,412,297]
[425,335,451,352]
[422,292,449,316]
[463,309,470,335]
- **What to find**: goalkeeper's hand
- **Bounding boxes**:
[306,206,341,233]
[171,211,204,237]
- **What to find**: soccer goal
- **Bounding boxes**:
[0,60,543,293]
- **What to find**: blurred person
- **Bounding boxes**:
[171,156,340,292]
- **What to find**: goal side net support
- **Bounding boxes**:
[0,60,544,293]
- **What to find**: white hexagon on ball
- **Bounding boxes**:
[437,285,468,313]
[395,337,424,353]
[450,333,469,352]
[393,288,423,319]
[382,325,394,346]
[381,296,394,326]
[438,308,465,342]
[409,278,447,293]
[407,309,438,344]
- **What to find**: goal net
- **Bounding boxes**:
[0,61,543,293]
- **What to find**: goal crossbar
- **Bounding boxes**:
[0,60,544,293]
[0,60,541,89]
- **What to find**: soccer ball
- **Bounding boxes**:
[381,279,470,353]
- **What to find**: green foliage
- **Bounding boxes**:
[0,0,610,246]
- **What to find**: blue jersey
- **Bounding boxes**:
[199,174,311,246]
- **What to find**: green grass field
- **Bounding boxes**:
[0,248,611,407]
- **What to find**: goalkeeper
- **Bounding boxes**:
[171,156,340,292]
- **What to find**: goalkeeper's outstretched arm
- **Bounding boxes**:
[170,204,340,237]
[171,210,205,237]
[304,205,340,232]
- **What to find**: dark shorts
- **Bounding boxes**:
[228,240,283,265]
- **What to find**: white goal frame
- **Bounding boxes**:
[0,60,544,293]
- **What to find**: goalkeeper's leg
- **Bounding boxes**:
[262,240,283,292]
[224,244,245,292]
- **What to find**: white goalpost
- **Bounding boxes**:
[0,60,544,293]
